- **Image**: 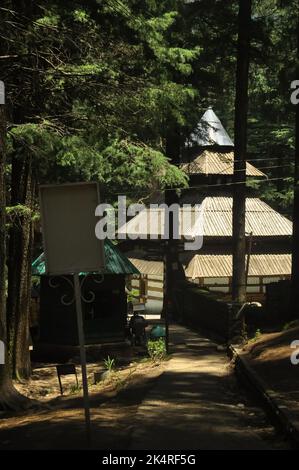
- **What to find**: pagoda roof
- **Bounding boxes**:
[184,252,291,279]
[189,108,234,147]
[117,197,292,239]
[181,150,266,177]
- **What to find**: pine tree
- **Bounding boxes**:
[232,0,252,313]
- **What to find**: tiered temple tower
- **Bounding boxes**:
[179,108,292,301]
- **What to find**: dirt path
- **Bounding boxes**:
[129,325,288,450]
[0,325,289,450]
[0,361,164,450]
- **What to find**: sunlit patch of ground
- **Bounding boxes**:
[242,325,299,400]
[0,359,165,449]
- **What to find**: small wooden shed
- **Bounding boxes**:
[32,240,139,347]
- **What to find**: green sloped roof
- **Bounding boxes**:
[32,240,140,276]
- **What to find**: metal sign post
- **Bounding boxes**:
[39,182,105,446]
[74,273,91,445]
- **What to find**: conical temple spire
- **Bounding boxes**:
[189,107,234,147]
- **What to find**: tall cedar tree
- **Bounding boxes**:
[0,102,30,408]
[0,0,196,392]
[291,4,299,318]
[232,0,252,309]
[6,0,37,380]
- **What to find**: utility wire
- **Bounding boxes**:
[247,157,293,162]
[183,163,293,176]
[104,175,293,197]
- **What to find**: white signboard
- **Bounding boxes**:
[39,182,104,275]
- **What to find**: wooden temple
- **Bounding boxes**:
[119,108,292,303]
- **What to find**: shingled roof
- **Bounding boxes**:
[181,150,266,177]
[184,253,291,279]
[117,197,292,239]
[202,197,292,237]
[189,108,234,147]
[185,108,265,178]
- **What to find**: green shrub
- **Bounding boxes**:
[103,355,116,372]
[127,288,139,303]
[69,384,81,394]
[147,338,167,362]
[249,328,262,343]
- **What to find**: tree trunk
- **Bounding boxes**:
[290,11,299,319]
[162,129,185,347]
[7,151,35,381]
[3,0,38,382]
[0,101,10,394]
[0,0,38,404]
[0,99,31,409]
[232,0,252,306]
